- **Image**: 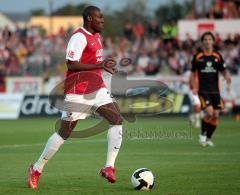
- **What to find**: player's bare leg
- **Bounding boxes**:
[194,105,201,128]
[97,102,123,183]
[28,120,77,189]
[190,104,201,128]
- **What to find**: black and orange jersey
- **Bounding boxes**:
[191,51,226,94]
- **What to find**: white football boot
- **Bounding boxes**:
[199,134,207,147]
[206,139,215,147]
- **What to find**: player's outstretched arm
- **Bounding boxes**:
[67,58,117,74]
[190,72,197,94]
[221,70,231,86]
[67,60,102,71]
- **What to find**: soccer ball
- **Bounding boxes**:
[131,168,154,191]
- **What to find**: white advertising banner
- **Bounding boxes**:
[0,94,24,119]
[178,19,240,40]
[120,75,240,105]
[6,77,43,95]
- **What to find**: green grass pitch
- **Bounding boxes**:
[0,116,239,195]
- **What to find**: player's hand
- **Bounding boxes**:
[102,58,118,74]
[226,75,231,86]
[102,58,117,68]
[104,67,118,74]
[192,88,198,95]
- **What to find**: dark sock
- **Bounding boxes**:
[201,119,208,136]
[207,124,217,139]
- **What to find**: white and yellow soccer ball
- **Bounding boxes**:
[131,168,154,191]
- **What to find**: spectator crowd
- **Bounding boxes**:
[206,0,240,19]
[0,19,240,92]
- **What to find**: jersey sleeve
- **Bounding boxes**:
[191,54,197,72]
[218,53,226,72]
[66,32,87,62]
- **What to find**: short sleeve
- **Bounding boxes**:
[66,32,87,62]
[191,54,197,72]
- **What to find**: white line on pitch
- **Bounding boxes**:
[0,139,106,149]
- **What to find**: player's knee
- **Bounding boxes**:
[212,114,219,120]
[58,130,69,140]
[56,120,77,140]
[108,114,123,125]
[195,105,201,113]
[205,110,214,119]
[58,127,73,140]
[116,116,123,125]
[205,113,212,120]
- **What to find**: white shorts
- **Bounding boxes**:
[61,88,114,121]
[189,91,201,106]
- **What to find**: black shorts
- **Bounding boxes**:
[198,93,224,110]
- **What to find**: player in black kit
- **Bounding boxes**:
[190,32,231,147]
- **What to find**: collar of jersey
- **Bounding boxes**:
[203,51,213,56]
[81,27,93,36]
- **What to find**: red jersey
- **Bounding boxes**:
[64,27,105,94]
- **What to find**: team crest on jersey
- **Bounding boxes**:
[206,61,212,67]
[96,49,103,62]
[201,61,216,73]
[67,50,74,59]
[96,49,103,57]
[90,42,95,46]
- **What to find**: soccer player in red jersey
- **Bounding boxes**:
[28,6,122,188]
[190,32,231,147]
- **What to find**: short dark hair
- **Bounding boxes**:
[201,31,215,42]
[82,6,100,22]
